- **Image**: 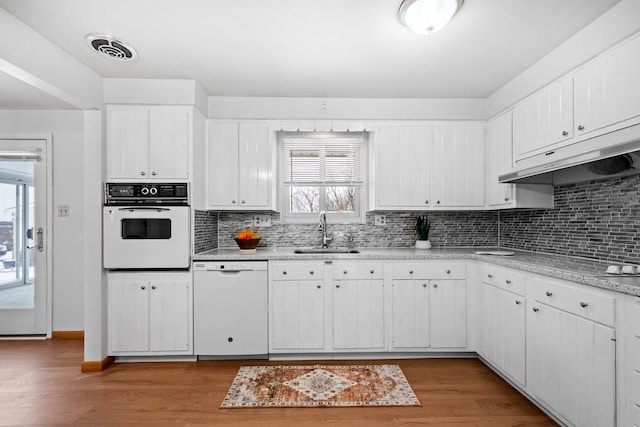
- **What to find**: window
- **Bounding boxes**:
[279,132,367,223]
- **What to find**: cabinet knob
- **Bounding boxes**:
[370,270,374,274]
[532,307,539,312]
[515,300,522,305]
[309,270,314,275]
[425,200,429,204]
[336,284,340,289]
[409,270,414,275]
[545,291,553,297]
[151,285,156,290]
[241,200,246,204]
[446,269,451,274]
[343,270,348,274]
[487,274,493,278]
[505,279,511,284]
[433,283,438,288]
[580,301,589,308]
[232,200,237,204]
[437,200,441,204]
[423,283,427,288]
[317,285,321,289]
[140,171,146,176]
[140,285,146,290]
[228,337,233,342]
[504,197,510,202]
[282,271,287,275]
[562,130,568,136]
[151,171,157,176]
[578,125,585,131]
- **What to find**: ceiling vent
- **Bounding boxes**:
[85,34,138,61]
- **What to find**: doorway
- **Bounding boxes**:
[0,139,50,336]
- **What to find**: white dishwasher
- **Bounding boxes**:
[193,261,268,356]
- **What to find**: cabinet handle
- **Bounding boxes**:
[545,151,555,156]
[241,200,246,204]
[141,285,146,290]
[505,279,511,284]
[140,171,146,176]
[409,270,414,275]
[433,283,438,288]
[423,283,427,288]
[562,130,568,136]
[316,285,321,289]
[232,200,237,204]
[151,285,156,290]
[580,301,589,308]
[336,284,340,289]
[446,269,451,274]
[309,270,314,275]
[228,337,233,342]
[437,200,441,204]
[370,270,374,274]
[282,271,287,275]
[487,274,493,278]
[151,171,157,176]
[578,125,585,131]
[504,197,509,202]
[425,200,429,204]
[515,300,522,305]
[343,270,348,274]
[545,291,553,297]
[532,307,539,312]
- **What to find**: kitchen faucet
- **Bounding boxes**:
[318,211,333,248]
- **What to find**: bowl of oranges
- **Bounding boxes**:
[234,229,261,251]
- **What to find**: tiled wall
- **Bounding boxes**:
[194,210,218,253]
[500,174,640,264]
[197,210,498,250]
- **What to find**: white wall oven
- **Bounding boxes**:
[103,183,190,269]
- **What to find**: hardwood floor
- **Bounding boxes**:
[0,339,556,426]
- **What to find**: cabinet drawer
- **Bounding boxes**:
[332,261,383,280]
[529,276,615,326]
[270,262,325,280]
[392,262,465,280]
[479,264,526,296]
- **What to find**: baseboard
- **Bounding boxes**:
[52,330,84,340]
[81,356,115,373]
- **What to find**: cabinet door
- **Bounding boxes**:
[149,109,190,179]
[575,34,640,137]
[237,121,271,207]
[528,303,615,427]
[429,280,466,348]
[485,111,514,207]
[270,280,325,351]
[432,124,484,207]
[207,121,239,207]
[333,280,385,350]
[391,280,429,350]
[108,279,149,353]
[501,291,526,387]
[148,279,192,353]
[375,124,432,209]
[107,109,150,179]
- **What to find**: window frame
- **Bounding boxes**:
[278,131,368,224]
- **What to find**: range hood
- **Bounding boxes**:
[499,123,640,184]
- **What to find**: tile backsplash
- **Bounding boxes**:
[195,174,640,264]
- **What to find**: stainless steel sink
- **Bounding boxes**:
[293,247,360,254]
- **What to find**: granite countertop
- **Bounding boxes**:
[193,246,640,297]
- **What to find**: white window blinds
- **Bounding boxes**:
[282,137,364,186]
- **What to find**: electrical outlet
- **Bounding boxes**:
[57,204,70,217]
[253,215,272,227]
[374,214,386,226]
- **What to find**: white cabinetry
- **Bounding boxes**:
[107,107,190,180]
[476,265,526,387]
[527,275,616,427]
[372,122,484,210]
[332,261,385,351]
[391,262,466,351]
[574,34,640,139]
[269,261,326,353]
[625,296,640,427]
[485,111,554,209]
[512,76,574,162]
[108,271,192,356]
[207,120,274,210]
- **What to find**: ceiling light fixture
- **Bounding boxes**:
[399,0,464,35]
[85,34,138,61]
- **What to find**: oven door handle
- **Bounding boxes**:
[117,207,172,212]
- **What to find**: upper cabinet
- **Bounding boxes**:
[207,120,275,210]
[372,122,484,210]
[107,107,191,180]
[574,34,640,138]
[486,112,554,209]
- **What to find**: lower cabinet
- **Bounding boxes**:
[527,276,616,427]
[108,271,193,356]
[625,296,640,427]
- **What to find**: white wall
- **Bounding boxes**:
[0,110,86,331]
[208,96,487,120]
[488,0,640,117]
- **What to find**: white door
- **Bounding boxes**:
[333,279,385,350]
[0,139,49,335]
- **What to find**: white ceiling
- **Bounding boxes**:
[0,0,622,102]
[0,72,76,109]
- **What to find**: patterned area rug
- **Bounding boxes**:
[220,364,421,408]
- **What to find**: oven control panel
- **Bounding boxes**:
[105,183,189,205]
